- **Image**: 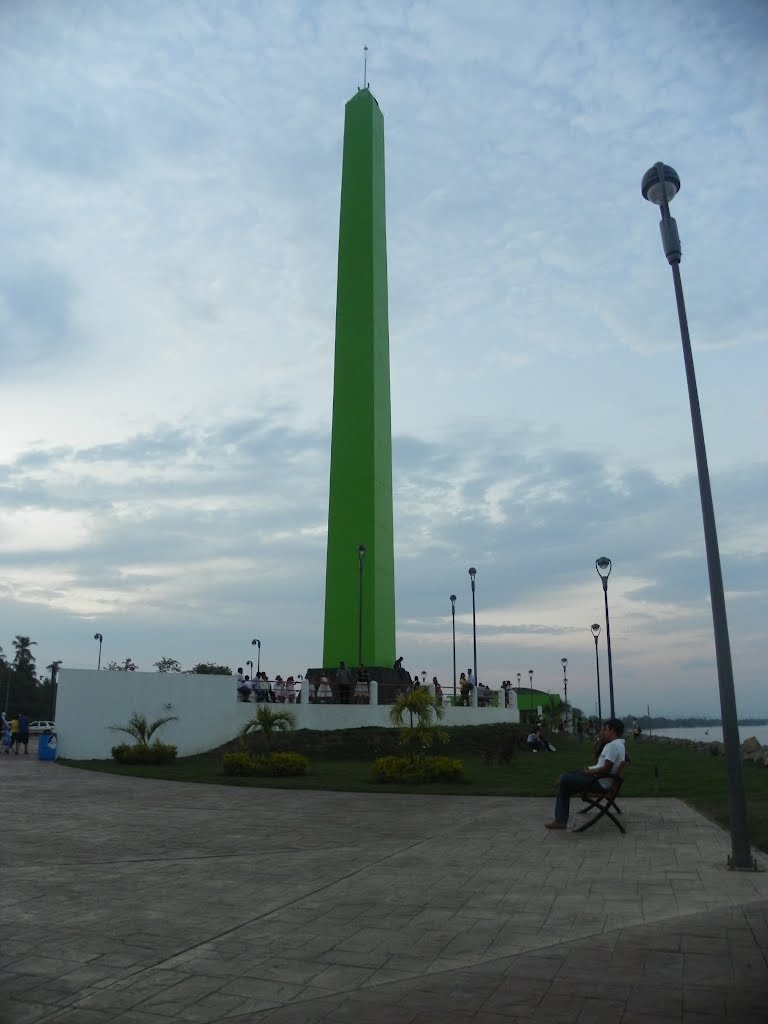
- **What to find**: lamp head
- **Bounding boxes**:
[528,669,533,678]
[591,623,601,639]
[517,672,521,682]
[94,633,103,641]
[561,657,568,669]
[449,593,457,605]
[251,638,261,648]
[358,543,367,560]
[595,556,612,580]
[642,162,680,205]
[468,566,476,581]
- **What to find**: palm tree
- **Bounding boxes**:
[240,705,296,753]
[12,636,37,677]
[389,687,447,762]
[109,712,178,747]
[46,661,63,682]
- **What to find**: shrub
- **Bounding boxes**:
[222,751,309,777]
[111,741,178,764]
[221,752,255,776]
[371,754,464,784]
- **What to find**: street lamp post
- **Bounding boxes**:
[590,623,603,721]
[94,633,103,671]
[246,659,253,679]
[595,557,615,718]
[561,657,568,731]
[357,544,367,666]
[468,567,478,688]
[251,639,261,676]
[642,161,753,869]
[528,668,534,722]
[450,595,457,700]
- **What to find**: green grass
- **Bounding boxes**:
[62,727,768,854]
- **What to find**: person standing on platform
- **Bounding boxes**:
[337,661,355,704]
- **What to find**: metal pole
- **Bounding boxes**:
[563,677,568,728]
[642,162,753,869]
[663,221,751,869]
[601,581,615,718]
[528,669,533,722]
[450,596,457,700]
[470,575,478,687]
[94,633,103,671]
[561,658,568,730]
[593,633,603,721]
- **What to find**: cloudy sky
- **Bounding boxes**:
[1,0,766,718]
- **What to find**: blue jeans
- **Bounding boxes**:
[554,771,604,824]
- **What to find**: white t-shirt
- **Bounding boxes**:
[590,737,626,789]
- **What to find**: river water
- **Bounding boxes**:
[649,725,768,746]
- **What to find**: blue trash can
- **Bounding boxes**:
[38,732,58,761]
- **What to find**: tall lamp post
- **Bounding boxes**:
[468,567,478,688]
[561,657,568,730]
[450,594,457,700]
[528,668,534,722]
[642,161,752,869]
[595,557,615,718]
[94,633,103,671]
[251,638,261,676]
[590,623,603,721]
[246,659,253,679]
[357,544,367,666]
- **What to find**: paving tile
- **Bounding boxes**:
[0,1003,62,1024]
[2,760,768,1024]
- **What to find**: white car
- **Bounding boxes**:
[28,721,56,734]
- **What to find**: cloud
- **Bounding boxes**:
[0,0,765,716]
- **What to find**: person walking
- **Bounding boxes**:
[16,712,31,754]
[1,713,12,754]
[10,714,20,753]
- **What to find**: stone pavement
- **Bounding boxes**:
[1,757,766,1023]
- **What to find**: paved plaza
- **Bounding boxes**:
[1,757,767,1023]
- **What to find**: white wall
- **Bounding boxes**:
[55,670,520,760]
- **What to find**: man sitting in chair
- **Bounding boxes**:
[545,718,625,830]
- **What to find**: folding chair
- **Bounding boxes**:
[573,763,626,834]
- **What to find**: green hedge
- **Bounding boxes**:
[371,755,464,784]
[111,742,178,765]
[222,751,309,777]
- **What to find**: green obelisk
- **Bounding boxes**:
[322,87,396,670]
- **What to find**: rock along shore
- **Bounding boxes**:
[640,732,768,767]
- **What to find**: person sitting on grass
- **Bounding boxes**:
[545,718,626,830]
[527,727,547,752]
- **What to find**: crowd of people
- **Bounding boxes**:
[1,712,31,755]
[234,660,520,708]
